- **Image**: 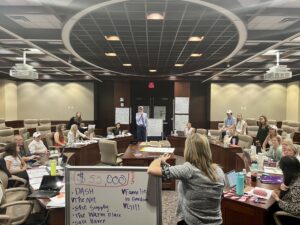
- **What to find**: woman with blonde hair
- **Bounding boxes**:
[282,138,298,157]
[67,124,87,145]
[148,133,225,225]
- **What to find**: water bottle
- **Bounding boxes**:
[236,172,245,196]
[257,153,264,171]
[50,159,57,176]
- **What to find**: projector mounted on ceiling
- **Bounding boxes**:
[9,50,38,80]
[264,51,292,80]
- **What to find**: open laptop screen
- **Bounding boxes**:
[39,175,64,191]
[225,170,236,188]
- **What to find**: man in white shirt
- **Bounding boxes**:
[28,132,48,155]
[136,106,148,141]
[185,122,195,136]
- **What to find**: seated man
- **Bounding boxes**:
[28,132,48,156]
[221,110,236,138]
[14,135,38,165]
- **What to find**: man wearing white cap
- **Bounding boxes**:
[28,132,48,155]
[136,106,148,141]
[221,110,236,138]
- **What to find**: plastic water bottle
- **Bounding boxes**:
[50,159,57,176]
[257,153,264,171]
[236,172,245,196]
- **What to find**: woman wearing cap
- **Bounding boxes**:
[67,124,88,145]
[148,134,225,225]
[262,125,279,150]
[4,142,29,181]
[28,132,48,155]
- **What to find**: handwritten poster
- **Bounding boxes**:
[175,97,189,114]
[66,166,162,225]
[115,108,130,124]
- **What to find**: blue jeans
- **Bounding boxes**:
[137,125,146,141]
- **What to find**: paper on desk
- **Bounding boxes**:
[264,166,283,175]
[246,187,273,200]
[140,147,175,153]
[27,168,48,179]
[47,192,65,208]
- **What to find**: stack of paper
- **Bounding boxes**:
[47,193,65,208]
[140,147,175,153]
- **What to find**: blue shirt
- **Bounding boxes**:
[136,113,148,127]
[224,116,236,128]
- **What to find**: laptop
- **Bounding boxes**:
[29,175,64,199]
[225,170,236,188]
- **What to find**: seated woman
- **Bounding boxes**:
[67,124,87,145]
[112,123,122,136]
[236,113,247,135]
[148,134,225,225]
[54,124,66,148]
[85,125,96,139]
[225,125,239,145]
[4,142,29,181]
[272,156,300,224]
[262,125,279,150]
[184,122,195,136]
[282,138,298,157]
[264,136,282,162]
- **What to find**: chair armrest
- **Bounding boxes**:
[0,142,7,147]
[0,200,33,224]
[9,175,28,186]
[0,215,11,225]
[117,153,124,157]
[275,211,300,219]
[5,187,29,202]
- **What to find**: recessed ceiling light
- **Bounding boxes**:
[174,64,184,67]
[15,57,23,60]
[147,13,164,20]
[123,63,132,67]
[263,50,278,55]
[149,69,157,72]
[105,35,120,41]
[188,36,204,42]
[105,52,117,57]
[190,53,202,57]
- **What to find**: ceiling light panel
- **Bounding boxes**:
[248,16,300,30]
[6,14,62,29]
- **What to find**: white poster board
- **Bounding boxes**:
[175,114,189,131]
[66,166,162,225]
[147,118,163,137]
[175,97,189,114]
[115,107,130,124]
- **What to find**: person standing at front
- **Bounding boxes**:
[136,106,148,141]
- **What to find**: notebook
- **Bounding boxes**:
[28,175,64,199]
[225,170,236,188]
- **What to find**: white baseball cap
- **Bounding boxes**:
[226,109,232,114]
[269,125,278,130]
[33,132,41,138]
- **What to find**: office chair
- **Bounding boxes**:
[36,125,51,138]
[208,129,221,140]
[273,211,300,225]
[287,121,300,132]
[0,215,11,225]
[196,128,207,135]
[0,129,14,148]
[106,126,115,135]
[247,126,259,137]
[99,140,123,166]
[268,119,277,126]
[0,119,11,130]
[18,128,30,140]
[237,134,253,149]
[38,119,51,127]
[245,118,257,126]
[23,119,38,129]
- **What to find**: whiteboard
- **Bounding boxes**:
[115,108,130,124]
[175,97,189,114]
[65,166,162,225]
[147,118,163,137]
[175,114,189,131]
